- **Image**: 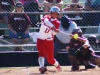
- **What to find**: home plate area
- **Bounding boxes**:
[0,66,100,75]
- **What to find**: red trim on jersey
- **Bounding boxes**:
[42,15,60,29]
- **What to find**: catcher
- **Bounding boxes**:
[66,28,100,71]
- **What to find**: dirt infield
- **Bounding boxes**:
[0,66,100,75]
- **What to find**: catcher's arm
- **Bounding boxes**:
[69,34,86,42]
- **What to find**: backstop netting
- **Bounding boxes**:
[0,0,100,52]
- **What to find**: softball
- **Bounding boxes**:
[73,34,78,39]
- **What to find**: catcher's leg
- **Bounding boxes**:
[83,61,96,69]
[89,55,100,68]
[68,54,79,71]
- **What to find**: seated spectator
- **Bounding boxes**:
[8,2,32,51]
[63,0,83,27]
[43,0,63,18]
[81,0,100,33]
[0,0,15,37]
[85,0,100,11]
[19,0,41,27]
[19,0,39,12]
[63,0,83,18]
[0,0,15,23]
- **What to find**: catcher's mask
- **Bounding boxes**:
[72,29,83,37]
[61,15,71,29]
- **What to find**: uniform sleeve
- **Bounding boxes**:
[25,14,32,25]
[55,20,60,29]
[79,36,89,46]
[83,38,90,46]
[44,18,54,27]
[72,21,78,29]
[8,14,13,24]
[41,15,54,27]
[12,0,15,5]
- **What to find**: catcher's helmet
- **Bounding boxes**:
[61,15,71,29]
[72,28,83,37]
[50,6,60,14]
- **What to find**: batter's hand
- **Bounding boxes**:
[51,26,59,33]
[55,29,60,33]
[51,26,56,30]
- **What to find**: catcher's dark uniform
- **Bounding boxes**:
[68,36,100,71]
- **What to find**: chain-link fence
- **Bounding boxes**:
[0,0,100,52]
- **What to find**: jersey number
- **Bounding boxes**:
[45,28,51,33]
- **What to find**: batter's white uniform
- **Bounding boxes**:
[37,15,60,65]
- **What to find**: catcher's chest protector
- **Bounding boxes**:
[70,39,84,49]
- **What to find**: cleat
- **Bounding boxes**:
[85,65,96,69]
[56,64,62,72]
[39,67,47,74]
[71,67,79,71]
[98,65,100,68]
